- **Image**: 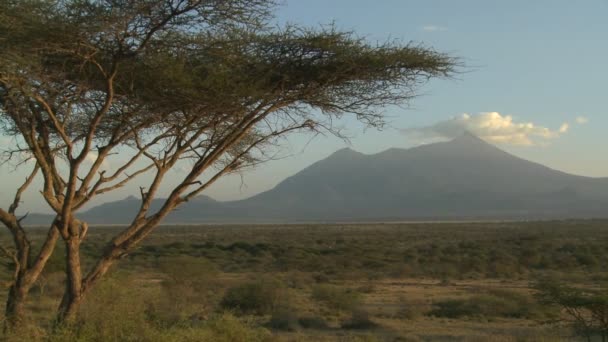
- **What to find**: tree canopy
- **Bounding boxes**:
[0,0,456,326]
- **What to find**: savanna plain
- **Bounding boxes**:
[2,221,608,341]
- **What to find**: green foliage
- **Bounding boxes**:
[189,313,273,342]
[220,278,287,315]
[2,271,272,342]
[297,315,329,329]
[127,221,608,281]
[430,290,549,320]
[0,223,600,341]
[148,256,220,326]
[394,302,423,320]
[534,278,608,341]
[268,306,300,332]
[1,0,455,326]
[312,284,362,312]
[341,309,378,330]
[156,255,219,284]
[44,313,273,342]
[74,274,158,341]
[0,0,455,154]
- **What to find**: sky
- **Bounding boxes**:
[1,0,607,213]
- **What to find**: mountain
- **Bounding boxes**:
[80,195,220,223]
[25,133,608,224]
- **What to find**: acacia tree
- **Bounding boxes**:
[536,280,608,342]
[0,0,456,326]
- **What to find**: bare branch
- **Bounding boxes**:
[89,163,155,197]
[8,163,39,215]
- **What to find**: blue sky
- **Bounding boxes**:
[1,0,607,212]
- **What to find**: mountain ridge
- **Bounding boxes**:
[23,133,608,224]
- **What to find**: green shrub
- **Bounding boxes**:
[312,284,361,312]
[151,255,220,325]
[46,313,273,342]
[220,278,286,315]
[191,313,273,342]
[395,305,422,320]
[429,290,546,319]
[356,283,375,294]
[298,315,329,329]
[268,307,300,331]
[157,255,218,283]
[341,309,378,330]
[534,278,608,341]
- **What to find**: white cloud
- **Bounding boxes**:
[421,25,447,32]
[575,116,589,124]
[402,112,569,146]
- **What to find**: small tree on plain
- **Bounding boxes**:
[535,279,608,342]
[0,0,456,326]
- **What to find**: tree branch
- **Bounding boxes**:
[8,163,39,215]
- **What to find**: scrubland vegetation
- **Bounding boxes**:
[2,220,608,341]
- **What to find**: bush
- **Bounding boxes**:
[429,290,546,319]
[47,314,273,342]
[298,315,329,329]
[534,278,608,341]
[74,274,158,342]
[356,283,375,294]
[341,309,378,330]
[220,278,286,315]
[157,255,218,284]
[395,305,422,320]
[191,313,273,342]
[268,307,300,331]
[312,284,361,311]
[151,256,220,325]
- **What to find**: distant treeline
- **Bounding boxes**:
[32,220,606,282]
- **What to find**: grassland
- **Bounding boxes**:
[2,220,608,341]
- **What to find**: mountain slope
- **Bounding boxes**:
[25,133,608,224]
[217,133,608,221]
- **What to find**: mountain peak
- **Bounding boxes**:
[333,147,356,154]
[37,132,608,224]
[330,147,363,158]
[451,131,487,144]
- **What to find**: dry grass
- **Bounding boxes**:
[2,221,604,340]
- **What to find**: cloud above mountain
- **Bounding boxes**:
[402,112,569,146]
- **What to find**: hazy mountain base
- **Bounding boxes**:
[26,133,608,225]
[1,220,605,341]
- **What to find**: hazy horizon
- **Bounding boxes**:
[14,134,608,216]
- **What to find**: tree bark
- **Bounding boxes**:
[4,239,30,329]
[56,237,83,324]
[3,224,59,330]
[53,217,165,324]
[4,281,30,330]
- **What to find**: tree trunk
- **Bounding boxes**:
[54,217,165,324]
[3,224,59,331]
[4,281,30,330]
[56,238,83,324]
[3,227,32,331]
